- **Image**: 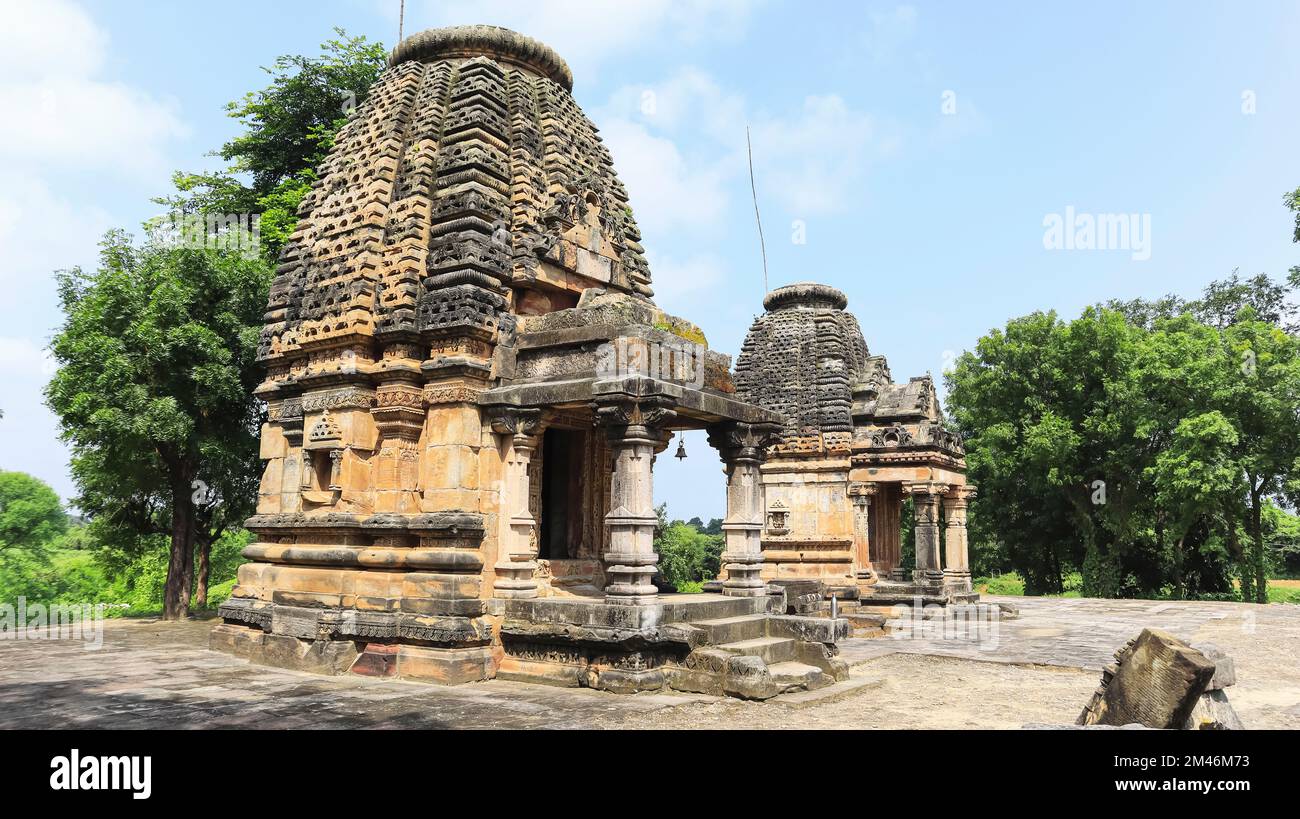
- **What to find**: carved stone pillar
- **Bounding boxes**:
[594,397,674,605]
[490,408,546,598]
[904,482,945,582]
[708,421,782,597]
[943,485,976,592]
[849,482,877,581]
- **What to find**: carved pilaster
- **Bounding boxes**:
[849,482,878,582]
[707,421,782,597]
[943,485,977,593]
[904,481,946,582]
[594,397,675,605]
[488,407,547,598]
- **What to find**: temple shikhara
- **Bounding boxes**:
[212,25,976,699]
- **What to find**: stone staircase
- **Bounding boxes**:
[665,606,849,700]
[497,592,849,700]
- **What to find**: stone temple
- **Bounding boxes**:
[212,25,975,699]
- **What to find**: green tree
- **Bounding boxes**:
[948,290,1300,601]
[45,230,270,619]
[946,308,1146,594]
[653,514,725,591]
[156,29,387,262]
[1219,313,1300,602]
[1263,501,1300,575]
[0,471,67,565]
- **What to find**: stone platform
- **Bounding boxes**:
[213,593,850,700]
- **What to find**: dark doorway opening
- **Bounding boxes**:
[539,429,586,559]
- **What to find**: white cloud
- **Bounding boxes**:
[0,0,187,176]
[0,2,184,503]
[0,0,107,80]
[0,169,112,287]
[600,69,891,222]
[598,118,729,236]
[748,94,885,215]
[0,336,55,378]
[644,252,726,307]
[604,68,745,138]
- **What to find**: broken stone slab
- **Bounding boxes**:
[1077,628,1216,729]
[993,600,1020,620]
[1184,689,1244,730]
[1189,642,1236,690]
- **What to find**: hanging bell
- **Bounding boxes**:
[674,434,688,460]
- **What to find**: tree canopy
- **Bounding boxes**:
[45,230,270,617]
[0,471,67,561]
[40,30,388,619]
[156,29,387,261]
[947,276,1300,601]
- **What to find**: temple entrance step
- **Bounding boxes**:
[716,636,799,664]
[767,661,835,692]
[692,614,768,644]
[842,612,887,637]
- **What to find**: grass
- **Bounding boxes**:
[975,571,1082,598]
[976,573,1024,596]
[1266,583,1300,604]
[977,570,1300,604]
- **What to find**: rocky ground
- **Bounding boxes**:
[1,596,1296,729]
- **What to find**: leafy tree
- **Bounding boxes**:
[156,29,387,262]
[45,230,269,619]
[1219,312,1300,601]
[1263,502,1300,575]
[653,514,725,590]
[948,279,1300,601]
[1188,271,1297,333]
[946,308,1146,593]
[0,471,67,556]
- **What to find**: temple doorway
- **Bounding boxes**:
[539,428,585,559]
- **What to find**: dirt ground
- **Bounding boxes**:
[600,653,1099,729]
[1,596,1296,729]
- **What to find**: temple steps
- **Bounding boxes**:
[841,612,887,637]
[692,614,768,644]
[768,661,835,692]
[716,636,799,665]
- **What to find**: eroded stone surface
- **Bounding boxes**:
[4,597,1296,729]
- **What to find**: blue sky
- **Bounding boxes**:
[1,0,1298,522]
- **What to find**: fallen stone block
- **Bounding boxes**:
[1077,627,1216,729]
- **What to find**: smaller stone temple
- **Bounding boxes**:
[211,25,975,699]
[732,283,976,611]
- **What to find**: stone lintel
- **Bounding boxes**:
[244,512,486,539]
